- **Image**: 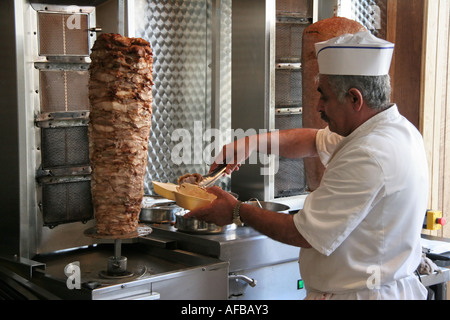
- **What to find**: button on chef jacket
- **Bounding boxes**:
[293,104,428,299]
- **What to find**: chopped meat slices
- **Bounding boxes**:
[88,33,153,236]
[177,173,204,185]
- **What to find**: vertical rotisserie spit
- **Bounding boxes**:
[88,33,153,235]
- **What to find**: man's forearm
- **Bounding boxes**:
[239,203,311,248]
[256,128,319,159]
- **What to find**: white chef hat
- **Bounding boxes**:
[315,31,394,76]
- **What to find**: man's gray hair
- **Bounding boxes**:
[327,75,392,111]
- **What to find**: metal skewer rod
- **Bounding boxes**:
[114,239,122,260]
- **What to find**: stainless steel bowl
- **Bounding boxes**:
[245,200,290,213]
[175,211,237,234]
[140,203,182,223]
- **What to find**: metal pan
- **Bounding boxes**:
[175,211,237,234]
[245,200,290,213]
[140,203,182,224]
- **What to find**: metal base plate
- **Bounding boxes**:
[84,224,152,239]
[99,270,134,279]
[98,264,147,280]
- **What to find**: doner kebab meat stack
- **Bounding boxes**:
[88,33,153,235]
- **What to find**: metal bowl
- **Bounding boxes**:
[245,200,290,213]
[175,211,237,234]
[140,203,182,223]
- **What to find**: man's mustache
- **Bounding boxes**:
[320,111,330,123]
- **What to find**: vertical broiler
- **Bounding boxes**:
[0,0,229,300]
[3,0,426,301]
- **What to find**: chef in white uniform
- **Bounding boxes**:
[185,32,429,300]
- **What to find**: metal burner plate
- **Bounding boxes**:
[84,224,152,239]
[99,270,134,279]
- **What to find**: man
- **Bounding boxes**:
[185,32,428,299]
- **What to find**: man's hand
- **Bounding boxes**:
[210,136,256,175]
[183,186,238,226]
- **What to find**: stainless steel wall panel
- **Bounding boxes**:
[345,0,387,38]
[134,0,232,194]
[134,0,212,193]
[230,0,276,201]
[1,0,22,257]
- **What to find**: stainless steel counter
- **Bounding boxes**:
[1,241,229,300]
[0,224,304,300]
[146,225,301,272]
[144,225,306,300]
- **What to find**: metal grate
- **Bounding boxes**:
[276,0,313,17]
[275,69,302,106]
[276,23,307,62]
[38,11,90,56]
[274,112,306,197]
[34,7,94,229]
[39,70,89,113]
[40,126,89,169]
[41,179,93,227]
[273,0,311,198]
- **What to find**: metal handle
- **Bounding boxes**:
[247,198,262,208]
[128,292,161,300]
[229,274,257,287]
[89,27,103,32]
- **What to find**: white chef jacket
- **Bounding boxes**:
[293,104,429,300]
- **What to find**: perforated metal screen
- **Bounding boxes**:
[41,126,89,169]
[275,113,306,197]
[39,70,89,113]
[38,11,90,56]
[41,180,93,227]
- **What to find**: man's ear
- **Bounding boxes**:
[348,88,363,111]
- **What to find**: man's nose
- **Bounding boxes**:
[316,100,324,113]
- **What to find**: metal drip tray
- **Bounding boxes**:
[148,225,300,272]
[146,225,305,300]
[29,242,228,300]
